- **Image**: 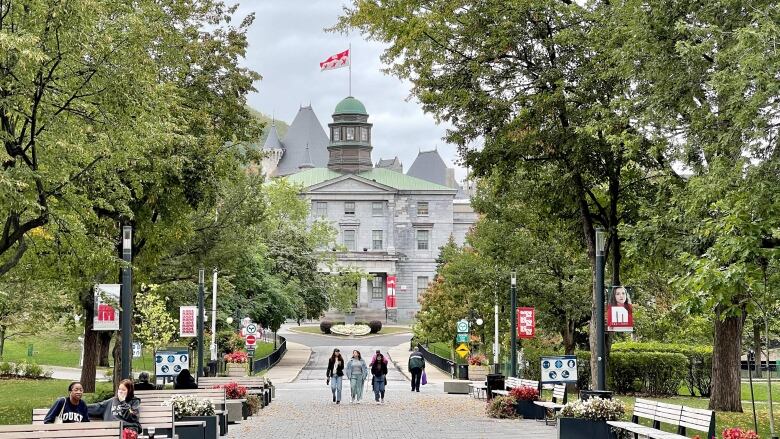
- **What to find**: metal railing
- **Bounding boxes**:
[252,336,287,374]
[417,343,457,378]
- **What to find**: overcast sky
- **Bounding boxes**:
[229,0,467,181]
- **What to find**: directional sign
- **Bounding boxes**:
[245,323,258,335]
[456,333,469,343]
[245,334,257,346]
[456,319,469,333]
[247,349,255,357]
[455,343,470,358]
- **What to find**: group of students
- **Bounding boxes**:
[325,347,427,404]
[42,368,200,432]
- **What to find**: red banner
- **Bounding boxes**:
[517,307,535,339]
[386,275,397,309]
[607,286,634,332]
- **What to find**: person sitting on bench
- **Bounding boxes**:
[44,381,90,424]
[134,372,155,391]
[88,378,141,433]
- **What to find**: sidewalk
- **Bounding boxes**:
[387,342,451,384]
[263,341,311,383]
[42,365,112,382]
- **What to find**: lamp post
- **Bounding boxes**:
[210,269,218,361]
[510,271,517,378]
[494,287,500,374]
[595,227,606,390]
[197,268,205,379]
[120,226,133,380]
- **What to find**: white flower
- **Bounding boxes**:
[330,324,371,336]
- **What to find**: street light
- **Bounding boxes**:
[120,226,133,381]
[226,317,233,325]
[595,226,606,390]
[197,268,205,380]
[510,270,517,378]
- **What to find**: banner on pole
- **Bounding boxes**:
[386,275,397,309]
[179,306,198,337]
[607,286,633,332]
[93,284,120,331]
[517,307,536,339]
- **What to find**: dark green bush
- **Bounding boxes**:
[320,320,333,334]
[216,330,245,356]
[609,351,687,396]
[368,320,382,333]
[612,342,712,396]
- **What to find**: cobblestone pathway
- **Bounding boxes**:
[226,344,556,439]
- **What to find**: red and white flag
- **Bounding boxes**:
[320,49,350,71]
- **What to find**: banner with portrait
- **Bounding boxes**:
[607,285,633,332]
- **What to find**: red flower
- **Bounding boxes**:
[723,428,759,439]
[509,385,540,401]
[223,351,248,363]
[213,382,247,399]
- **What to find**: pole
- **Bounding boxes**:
[210,269,218,361]
[197,269,205,379]
[120,226,133,380]
[510,271,517,378]
[494,289,500,374]
[349,43,352,96]
[765,312,778,438]
[595,228,606,391]
[749,350,758,433]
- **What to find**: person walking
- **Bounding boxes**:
[408,347,426,392]
[326,348,345,404]
[345,350,368,404]
[44,381,90,424]
[370,352,388,404]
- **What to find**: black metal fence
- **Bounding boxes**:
[417,343,456,378]
[252,337,287,374]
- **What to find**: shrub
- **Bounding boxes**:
[368,320,382,333]
[216,330,245,356]
[245,394,261,415]
[612,342,712,396]
[609,351,687,396]
[559,398,625,421]
[320,320,333,334]
[509,385,539,401]
[213,382,247,399]
[486,395,518,419]
[0,361,14,377]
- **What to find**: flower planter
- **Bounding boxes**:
[182,415,219,439]
[556,417,616,439]
[515,400,545,420]
[226,363,247,377]
[344,312,356,325]
[467,365,490,382]
[225,400,243,423]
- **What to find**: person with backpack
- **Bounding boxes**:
[326,348,345,404]
[408,347,426,392]
[44,381,90,423]
[370,352,388,404]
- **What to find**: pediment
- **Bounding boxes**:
[308,174,396,193]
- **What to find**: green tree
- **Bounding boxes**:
[133,284,177,357]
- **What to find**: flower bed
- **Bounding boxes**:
[559,398,625,421]
[224,351,249,363]
[163,395,216,419]
[509,385,539,401]
[329,324,371,336]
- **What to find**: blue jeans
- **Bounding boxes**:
[350,374,365,400]
[330,375,343,402]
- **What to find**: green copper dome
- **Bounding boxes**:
[333,96,368,116]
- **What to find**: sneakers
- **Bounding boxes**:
[333,395,336,403]
[336,400,340,404]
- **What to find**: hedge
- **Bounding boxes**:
[609,351,687,396]
[612,342,712,396]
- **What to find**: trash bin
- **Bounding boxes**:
[486,373,505,400]
[580,390,613,400]
[457,364,469,380]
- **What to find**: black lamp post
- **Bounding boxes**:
[595,227,606,391]
[197,268,205,379]
[510,271,517,378]
[120,226,133,380]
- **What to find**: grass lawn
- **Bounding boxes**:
[1,330,83,367]
[291,325,411,336]
[0,378,113,425]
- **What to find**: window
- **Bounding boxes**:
[417,276,429,298]
[346,127,355,140]
[360,127,369,141]
[372,230,383,250]
[417,201,429,216]
[333,128,340,141]
[343,230,356,251]
[372,201,383,216]
[344,201,355,215]
[417,230,429,250]
[313,201,327,217]
[371,276,384,299]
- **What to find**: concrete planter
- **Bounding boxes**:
[468,365,490,382]
[181,416,218,439]
[225,400,243,423]
[515,400,545,420]
[556,418,616,439]
[344,312,356,325]
[225,363,247,377]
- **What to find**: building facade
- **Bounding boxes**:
[268,96,477,322]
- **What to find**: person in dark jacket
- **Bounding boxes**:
[326,348,345,404]
[174,369,198,389]
[134,372,155,390]
[370,352,388,404]
[88,379,141,433]
[408,347,426,392]
[44,381,90,423]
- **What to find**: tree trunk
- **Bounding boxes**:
[98,332,111,367]
[709,304,745,412]
[0,325,5,359]
[112,334,121,391]
[562,318,576,355]
[80,290,99,393]
[753,321,763,378]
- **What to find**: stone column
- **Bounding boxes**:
[386,200,396,254]
[359,277,369,307]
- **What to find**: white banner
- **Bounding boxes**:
[179,306,198,337]
[93,284,120,331]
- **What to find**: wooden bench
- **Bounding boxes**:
[198,376,272,410]
[135,389,226,437]
[533,383,567,425]
[468,381,487,399]
[0,421,122,438]
[607,398,715,439]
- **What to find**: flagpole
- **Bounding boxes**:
[349,42,352,96]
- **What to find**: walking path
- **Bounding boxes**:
[226,324,555,439]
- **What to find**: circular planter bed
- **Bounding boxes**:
[329,324,371,336]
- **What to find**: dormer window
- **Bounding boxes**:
[346,127,355,140]
[333,128,340,141]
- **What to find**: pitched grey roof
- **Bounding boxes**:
[274,106,329,176]
[263,123,283,150]
[407,149,450,187]
[299,144,315,169]
[376,156,403,173]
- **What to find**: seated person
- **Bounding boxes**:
[174,369,198,389]
[134,372,155,390]
[44,381,90,423]
[88,378,141,433]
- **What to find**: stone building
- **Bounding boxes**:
[266,96,477,322]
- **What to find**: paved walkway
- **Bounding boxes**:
[264,340,311,383]
[226,325,555,439]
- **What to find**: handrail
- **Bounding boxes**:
[252,336,287,374]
